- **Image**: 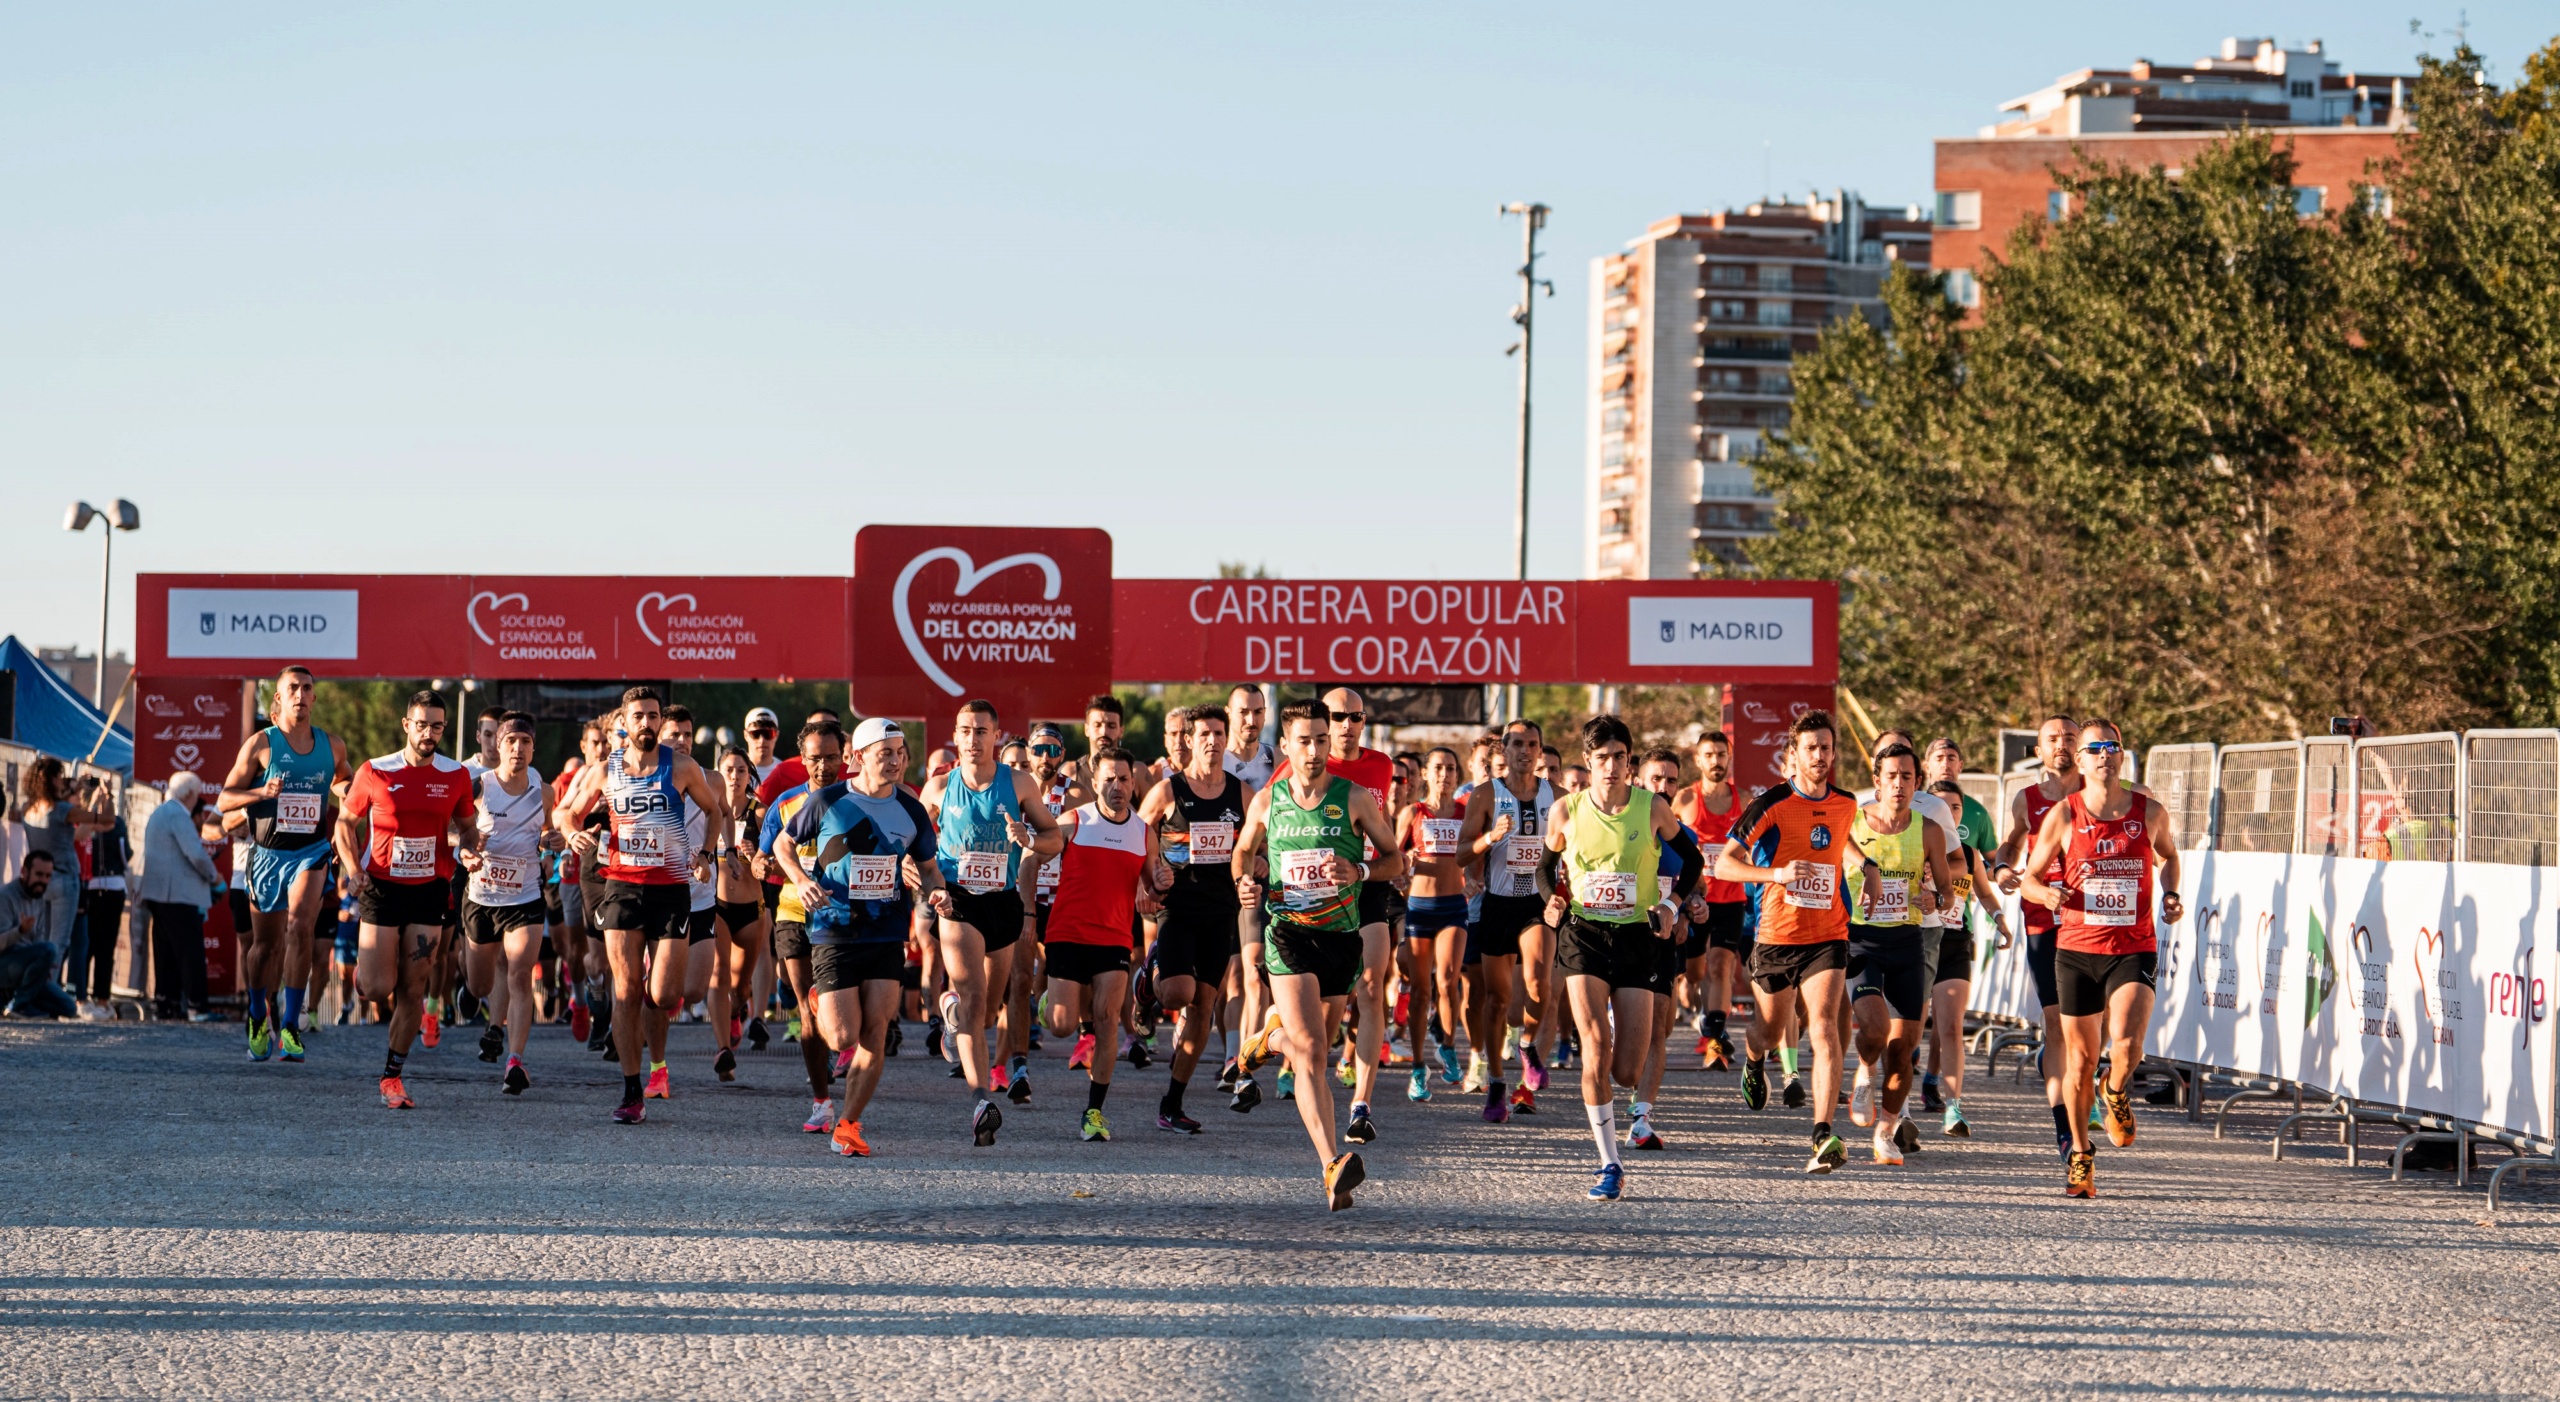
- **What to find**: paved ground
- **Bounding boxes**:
[2,1015,2555,1401]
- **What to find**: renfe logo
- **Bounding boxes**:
[1626,596,1813,669]
[166,588,360,660]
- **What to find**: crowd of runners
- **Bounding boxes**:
[208,666,2180,1209]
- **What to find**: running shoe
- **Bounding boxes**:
[645,1064,671,1100]
[1407,1066,1431,1103]
[2089,1095,2107,1132]
[1588,1163,1624,1202]
[2054,1112,2077,1162]
[1873,1125,1905,1166]
[1334,1054,1356,1089]
[1126,1035,1153,1071]
[1215,1059,1240,1094]
[1694,1032,1712,1057]
[971,1099,1002,1147]
[1702,1035,1733,1073]
[1510,1084,1537,1116]
[570,1001,591,1044]
[1239,1009,1285,1073]
[1741,1058,1769,1111]
[1276,1068,1296,1101]
[612,1098,646,1125]
[421,1009,441,1049]
[1895,1117,1923,1156]
[1324,1151,1365,1211]
[277,1026,305,1063]
[1629,1116,1663,1151]
[1944,1100,1971,1137]
[1461,1054,1489,1095]
[1498,1025,1519,1063]
[379,1076,413,1110]
[1229,1077,1261,1114]
[938,994,962,1061]
[714,1047,738,1083]
[478,1024,505,1063]
[832,1048,856,1078]
[1805,1133,1848,1175]
[1080,1109,1111,1143]
[882,1019,903,1058]
[1068,1033,1094,1071]
[247,1019,272,1062]
[802,1099,835,1133]
[1782,1076,1807,1109]
[1850,1076,1874,1128]
[586,1013,613,1054]
[1007,1059,1032,1106]
[1919,1078,1946,1115]
[785,1016,803,1044]
[746,1017,770,1051]
[336,1005,353,1026]
[947,1060,965,1079]
[1437,1043,1463,1085]
[990,1064,1011,1094]
[1344,1109,1377,1144]
[1520,1045,1549,1093]
[832,1117,871,1157]
[1483,1080,1511,1124]
[2065,1149,2096,1198]
[503,1057,530,1095]
[2102,1083,2138,1148]
[925,1016,945,1062]
[1157,1109,1202,1135]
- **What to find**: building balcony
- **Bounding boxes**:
[1697,338,1795,362]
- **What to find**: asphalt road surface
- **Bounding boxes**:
[3,1016,2555,1400]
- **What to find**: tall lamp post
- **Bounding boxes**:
[64,499,142,708]
[1500,201,1552,725]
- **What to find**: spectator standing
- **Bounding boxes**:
[141,772,222,1021]
[0,851,79,1019]
[71,775,128,1019]
[18,759,104,997]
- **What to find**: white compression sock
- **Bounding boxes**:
[1587,1101,1622,1168]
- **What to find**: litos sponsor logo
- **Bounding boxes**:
[894,548,1067,698]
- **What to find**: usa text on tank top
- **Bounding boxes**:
[602,745,688,885]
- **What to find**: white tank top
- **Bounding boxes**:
[1486,778,1558,899]
[684,799,716,912]
[469,767,546,907]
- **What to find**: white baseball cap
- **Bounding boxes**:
[851,717,903,752]
[744,707,781,729]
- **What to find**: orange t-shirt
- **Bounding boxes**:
[1729,782,1860,945]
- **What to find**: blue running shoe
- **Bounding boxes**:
[1437,1043,1464,1085]
[1588,1163,1623,1202]
[1407,1066,1431,1103]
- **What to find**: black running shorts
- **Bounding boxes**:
[596,880,691,943]
[2055,948,2157,1017]
[1750,938,1847,994]
[358,878,450,931]
[1847,922,1928,1021]
[1468,894,1544,963]
[1934,929,1976,986]
[1700,899,1749,956]
[462,896,545,946]
[2027,930,2061,1010]
[1264,920,1362,999]
[772,919,811,962]
[943,886,1024,954]
[811,941,905,994]
[1153,891,1240,984]
[1356,880,1394,931]
[1556,915,1669,995]
[685,905,717,945]
[715,900,762,936]
[1047,940,1131,986]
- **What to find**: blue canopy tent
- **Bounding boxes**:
[1,636,134,773]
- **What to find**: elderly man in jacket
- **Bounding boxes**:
[141,772,223,1021]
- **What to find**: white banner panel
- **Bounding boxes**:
[165,588,360,660]
[1624,595,1812,669]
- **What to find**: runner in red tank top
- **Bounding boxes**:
[2019,719,2185,1200]
[1989,715,2080,1157]
[1672,730,1748,1071]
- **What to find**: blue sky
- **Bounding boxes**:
[4,4,2546,657]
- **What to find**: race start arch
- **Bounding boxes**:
[132,525,1837,777]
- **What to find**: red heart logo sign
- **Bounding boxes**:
[893,548,1063,698]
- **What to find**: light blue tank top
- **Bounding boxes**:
[254,724,335,851]
[935,767,1025,893]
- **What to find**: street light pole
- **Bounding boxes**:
[1500,201,1552,725]
[63,499,142,708]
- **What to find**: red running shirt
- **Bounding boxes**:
[1044,803,1150,948]
[2019,780,2070,934]
[1674,783,1747,904]
[2056,791,2158,955]
[342,753,476,884]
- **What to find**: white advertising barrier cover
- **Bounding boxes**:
[1963,895,2045,1026]
[2154,853,2555,1142]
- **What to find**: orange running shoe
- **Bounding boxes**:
[420,1009,441,1049]
[2065,1150,2096,1198]
[831,1117,871,1157]
[379,1076,414,1110]
[645,1064,671,1099]
[2102,1084,2138,1148]
[1510,1084,1537,1115]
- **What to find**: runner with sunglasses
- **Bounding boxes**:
[2018,720,2182,1198]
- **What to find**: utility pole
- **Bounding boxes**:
[1501,201,1552,726]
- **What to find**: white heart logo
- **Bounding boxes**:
[468,591,530,646]
[172,743,202,771]
[635,591,697,647]
[893,549,1062,698]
